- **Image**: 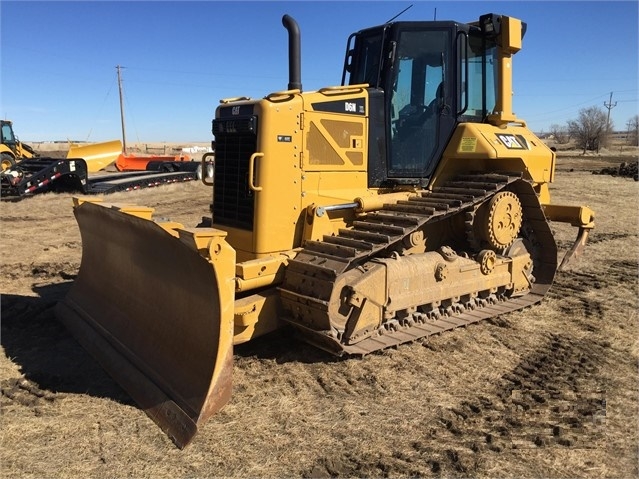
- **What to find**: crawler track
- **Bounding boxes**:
[280,173,558,355]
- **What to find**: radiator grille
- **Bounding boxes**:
[212,116,257,230]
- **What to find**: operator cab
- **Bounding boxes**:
[342,15,508,186]
[1,121,17,150]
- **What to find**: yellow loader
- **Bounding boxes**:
[57,13,594,448]
[1,120,38,171]
[1,119,122,172]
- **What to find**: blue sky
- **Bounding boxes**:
[1,1,637,142]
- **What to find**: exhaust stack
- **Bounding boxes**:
[282,14,302,91]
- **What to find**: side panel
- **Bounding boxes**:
[300,88,372,206]
[430,122,555,191]
[252,96,305,255]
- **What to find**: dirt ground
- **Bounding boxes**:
[1,151,637,478]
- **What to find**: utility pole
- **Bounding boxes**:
[604,91,617,132]
[116,65,127,154]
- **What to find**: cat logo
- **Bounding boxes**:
[232,106,241,115]
[345,102,357,112]
[496,133,525,149]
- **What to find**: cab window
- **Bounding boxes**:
[389,29,449,176]
[460,33,497,120]
[1,124,15,144]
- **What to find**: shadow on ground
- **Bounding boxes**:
[1,282,133,404]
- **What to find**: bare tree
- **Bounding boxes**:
[549,123,570,144]
[567,106,611,154]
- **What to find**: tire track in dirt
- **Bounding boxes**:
[1,377,62,415]
[306,333,609,478]
[548,260,637,331]
[556,232,636,251]
[1,216,44,222]
[1,261,79,282]
[548,270,606,332]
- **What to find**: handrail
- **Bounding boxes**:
[219,96,252,104]
[265,89,301,102]
[318,84,369,96]
[248,152,264,192]
[200,152,215,186]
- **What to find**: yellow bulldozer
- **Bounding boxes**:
[57,13,595,448]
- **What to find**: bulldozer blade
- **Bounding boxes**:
[558,226,590,271]
[56,201,235,448]
[67,140,122,172]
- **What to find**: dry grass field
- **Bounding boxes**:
[1,148,637,478]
